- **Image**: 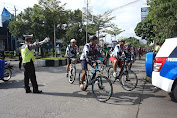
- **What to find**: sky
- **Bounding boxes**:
[0,0,147,43]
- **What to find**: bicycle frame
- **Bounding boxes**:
[87,65,99,84]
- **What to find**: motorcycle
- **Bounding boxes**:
[2,61,13,82]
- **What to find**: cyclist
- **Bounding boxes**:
[124,44,134,70]
[100,44,110,65]
[110,39,125,78]
[80,36,105,91]
[138,47,142,59]
[65,39,79,78]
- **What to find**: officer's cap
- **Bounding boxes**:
[23,34,33,40]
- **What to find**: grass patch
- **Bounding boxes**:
[145,76,152,83]
[40,57,66,60]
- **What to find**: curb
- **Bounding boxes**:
[37,59,67,67]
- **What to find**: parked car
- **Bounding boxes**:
[145,37,177,101]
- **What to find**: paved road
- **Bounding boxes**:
[0,57,177,118]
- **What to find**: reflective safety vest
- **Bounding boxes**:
[155,45,160,51]
[21,45,35,63]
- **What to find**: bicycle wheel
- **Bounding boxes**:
[78,70,88,91]
[120,70,138,91]
[69,66,76,84]
[107,67,116,84]
[92,76,113,102]
[3,68,12,82]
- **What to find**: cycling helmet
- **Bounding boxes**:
[90,36,98,41]
[70,39,76,43]
[119,39,125,43]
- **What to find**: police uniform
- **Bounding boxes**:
[21,34,50,93]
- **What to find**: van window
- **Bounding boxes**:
[169,46,177,57]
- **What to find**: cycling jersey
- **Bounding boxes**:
[80,43,102,61]
[65,44,79,58]
[100,48,109,56]
[110,44,123,59]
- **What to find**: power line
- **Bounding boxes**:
[109,0,142,13]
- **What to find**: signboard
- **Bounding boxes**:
[141,7,149,21]
[0,15,2,27]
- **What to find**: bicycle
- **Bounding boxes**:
[68,58,77,84]
[78,62,113,102]
[108,57,138,91]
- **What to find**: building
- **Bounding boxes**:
[0,7,15,51]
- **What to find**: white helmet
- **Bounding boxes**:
[70,39,76,43]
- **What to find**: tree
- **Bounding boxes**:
[38,0,66,57]
[148,0,177,42]
[64,9,85,46]
[88,11,115,39]
[8,0,67,57]
[134,17,155,44]
[125,37,141,47]
[135,0,177,44]
[106,24,124,41]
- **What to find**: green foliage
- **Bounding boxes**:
[4,51,15,58]
[106,24,124,40]
[8,0,120,55]
[88,11,116,38]
[124,37,141,47]
[135,0,177,44]
[148,0,177,42]
[40,57,66,60]
[64,9,85,46]
[134,17,155,44]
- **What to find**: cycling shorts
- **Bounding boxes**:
[110,57,117,63]
[67,58,77,64]
[110,57,123,67]
[81,60,88,70]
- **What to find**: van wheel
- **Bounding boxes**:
[174,84,177,101]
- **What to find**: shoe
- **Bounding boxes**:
[66,73,69,78]
[26,90,32,93]
[33,90,42,93]
[113,72,117,78]
[80,84,85,91]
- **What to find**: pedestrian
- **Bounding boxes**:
[18,43,24,70]
[21,34,50,93]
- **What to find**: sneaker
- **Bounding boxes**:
[26,89,32,93]
[113,72,117,78]
[66,73,69,78]
[80,84,85,91]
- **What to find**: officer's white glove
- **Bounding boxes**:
[44,37,50,43]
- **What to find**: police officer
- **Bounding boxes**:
[21,34,50,93]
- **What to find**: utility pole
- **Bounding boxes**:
[13,6,17,52]
[86,0,88,43]
[14,6,17,20]
[54,22,56,57]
